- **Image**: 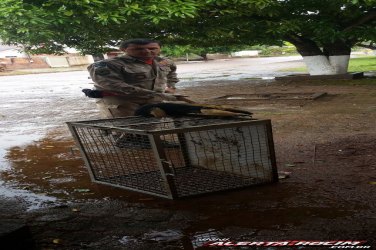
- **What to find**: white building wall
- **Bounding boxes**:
[231,50,259,57]
[67,55,94,66]
[0,49,27,58]
[45,57,70,68]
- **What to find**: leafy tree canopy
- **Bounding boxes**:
[164,0,376,56]
[0,0,199,54]
[0,0,375,56]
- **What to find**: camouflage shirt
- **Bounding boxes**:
[87,55,179,97]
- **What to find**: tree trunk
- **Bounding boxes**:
[302,54,350,75]
[200,53,208,61]
[286,35,352,75]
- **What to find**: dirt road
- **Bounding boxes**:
[0,57,375,249]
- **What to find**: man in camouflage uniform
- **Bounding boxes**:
[87,38,179,118]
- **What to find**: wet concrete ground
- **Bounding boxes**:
[1,56,375,249]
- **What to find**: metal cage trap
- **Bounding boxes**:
[67,117,278,199]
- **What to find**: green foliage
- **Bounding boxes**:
[0,0,200,54]
[259,46,298,56]
[161,44,261,58]
[0,0,375,55]
[161,45,193,57]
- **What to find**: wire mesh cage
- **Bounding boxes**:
[67,117,278,199]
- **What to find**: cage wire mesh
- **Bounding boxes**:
[67,117,278,199]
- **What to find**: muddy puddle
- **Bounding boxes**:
[0,129,360,249]
[1,119,373,248]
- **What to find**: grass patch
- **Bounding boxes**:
[280,56,376,72]
[280,67,307,72]
[348,57,376,71]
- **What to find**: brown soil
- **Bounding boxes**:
[1,78,376,249]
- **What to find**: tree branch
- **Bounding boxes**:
[284,34,323,56]
[343,10,376,32]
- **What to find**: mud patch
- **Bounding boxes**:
[1,81,376,248]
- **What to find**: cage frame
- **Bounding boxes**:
[67,117,278,199]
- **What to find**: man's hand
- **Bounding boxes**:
[164,87,176,94]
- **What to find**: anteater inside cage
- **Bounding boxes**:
[67,117,278,199]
